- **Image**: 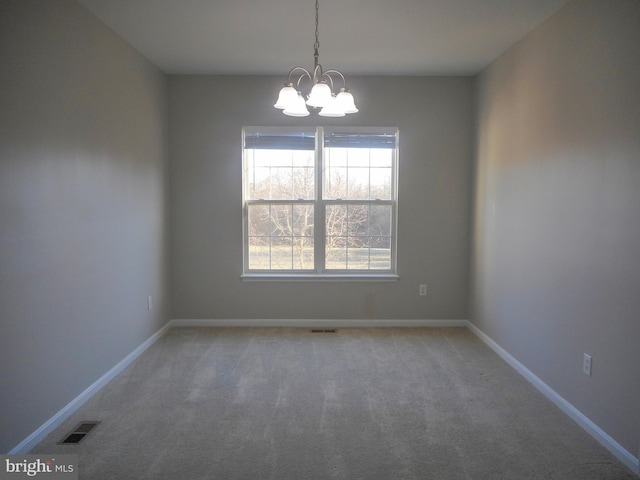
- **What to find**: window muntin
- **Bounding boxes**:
[243,126,398,276]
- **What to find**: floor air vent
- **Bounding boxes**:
[58,421,100,445]
[311,329,337,333]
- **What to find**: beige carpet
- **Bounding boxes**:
[31,327,634,479]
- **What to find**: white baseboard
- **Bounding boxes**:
[169,318,469,328]
[9,322,172,455]
[466,321,639,476]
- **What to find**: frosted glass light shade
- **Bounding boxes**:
[274,85,297,109]
[306,82,332,107]
[283,92,310,117]
[318,95,346,117]
[336,90,358,114]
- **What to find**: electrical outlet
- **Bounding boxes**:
[583,353,592,377]
[419,284,427,296]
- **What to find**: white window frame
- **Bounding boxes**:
[242,126,399,281]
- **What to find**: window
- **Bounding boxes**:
[242,126,398,279]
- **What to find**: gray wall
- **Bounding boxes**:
[471,0,640,458]
[0,0,169,452]
[7,0,636,464]
[168,75,473,320]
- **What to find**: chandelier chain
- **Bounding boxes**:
[313,0,320,66]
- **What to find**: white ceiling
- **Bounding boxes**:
[77,0,568,75]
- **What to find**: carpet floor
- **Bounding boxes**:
[31,327,635,479]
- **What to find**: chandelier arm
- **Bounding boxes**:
[320,72,335,91]
[295,74,310,90]
[287,67,312,88]
[312,64,324,84]
[322,69,347,90]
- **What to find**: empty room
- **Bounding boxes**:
[1,0,638,478]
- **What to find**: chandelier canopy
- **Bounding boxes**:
[274,0,358,117]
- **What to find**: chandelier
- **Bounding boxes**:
[274,0,358,117]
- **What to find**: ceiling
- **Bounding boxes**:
[77,0,569,76]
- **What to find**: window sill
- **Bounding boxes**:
[241,273,399,282]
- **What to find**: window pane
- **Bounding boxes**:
[324,145,394,200]
[293,204,314,269]
[292,167,314,199]
[325,146,347,167]
[347,149,369,168]
[325,205,347,269]
[347,204,369,236]
[325,167,347,199]
[370,239,391,270]
[293,204,314,237]
[248,236,270,270]
[270,150,293,168]
[272,167,293,198]
[248,204,269,236]
[346,165,370,200]
[370,167,392,199]
[247,203,314,271]
[347,241,370,270]
[271,237,293,270]
[269,204,291,235]
[325,235,347,270]
[246,149,314,200]
[370,148,392,168]
[292,235,314,269]
[325,203,392,271]
[325,204,347,239]
[369,205,392,236]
